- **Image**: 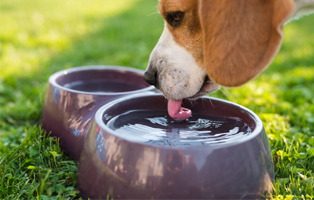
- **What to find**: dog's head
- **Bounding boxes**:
[144,0,295,100]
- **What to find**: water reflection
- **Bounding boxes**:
[106,110,252,146]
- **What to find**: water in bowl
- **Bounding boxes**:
[105,110,252,146]
[64,80,143,93]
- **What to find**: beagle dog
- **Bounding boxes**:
[144,0,314,120]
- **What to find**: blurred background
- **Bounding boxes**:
[1,0,164,76]
[0,0,313,198]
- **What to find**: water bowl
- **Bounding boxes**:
[41,66,156,161]
[77,93,274,199]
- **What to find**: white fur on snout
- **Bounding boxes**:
[148,24,206,100]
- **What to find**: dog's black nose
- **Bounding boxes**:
[143,71,157,86]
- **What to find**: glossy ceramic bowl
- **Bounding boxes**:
[41,66,156,161]
[77,93,274,199]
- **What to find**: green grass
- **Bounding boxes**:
[0,0,313,199]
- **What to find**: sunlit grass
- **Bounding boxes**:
[0,0,313,198]
[0,0,140,77]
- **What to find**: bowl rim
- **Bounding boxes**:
[49,65,155,95]
[95,93,264,150]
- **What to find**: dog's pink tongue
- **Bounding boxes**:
[168,99,192,120]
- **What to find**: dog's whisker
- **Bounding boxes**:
[203,96,215,109]
[209,98,215,108]
[147,11,159,17]
[219,88,230,100]
[189,98,195,108]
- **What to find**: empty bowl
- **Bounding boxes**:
[77,93,274,199]
[41,66,156,161]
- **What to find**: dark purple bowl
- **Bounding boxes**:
[41,66,156,161]
[77,93,274,199]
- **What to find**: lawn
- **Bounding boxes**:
[0,0,313,199]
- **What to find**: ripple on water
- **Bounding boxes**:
[105,110,252,146]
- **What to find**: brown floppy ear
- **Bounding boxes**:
[199,0,295,87]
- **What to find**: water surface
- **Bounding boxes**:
[106,110,252,146]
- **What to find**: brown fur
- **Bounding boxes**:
[159,0,295,87]
[159,0,204,68]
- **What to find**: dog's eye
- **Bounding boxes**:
[166,11,184,28]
